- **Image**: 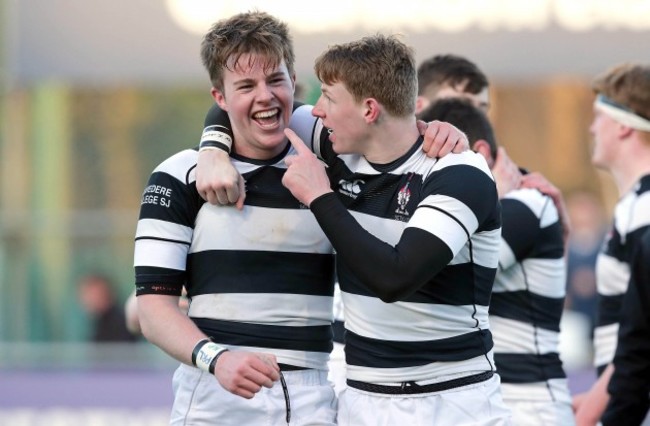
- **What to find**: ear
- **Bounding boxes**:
[363,98,381,124]
[618,123,634,140]
[415,96,429,115]
[211,87,228,111]
[473,139,494,165]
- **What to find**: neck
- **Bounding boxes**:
[362,116,420,164]
[609,137,650,194]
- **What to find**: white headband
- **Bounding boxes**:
[594,95,650,132]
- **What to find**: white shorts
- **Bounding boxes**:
[171,363,337,425]
[337,374,512,426]
[501,380,575,426]
[505,399,575,426]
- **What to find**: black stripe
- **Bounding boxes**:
[339,261,493,306]
[422,164,500,227]
[193,317,333,353]
[494,353,566,383]
[491,291,565,331]
[134,236,190,245]
[135,266,185,295]
[138,171,203,225]
[501,198,564,260]
[333,320,346,344]
[240,166,303,209]
[187,250,335,297]
[597,294,625,326]
[345,329,493,368]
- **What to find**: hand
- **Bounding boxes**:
[282,129,333,206]
[491,147,522,198]
[214,351,281,399]
[196,149,245,209]
[417,120,469,158]
[572,389,607,426]
[520,171,571,245]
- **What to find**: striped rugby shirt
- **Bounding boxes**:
[490,187,570,403]
[134,146,335,370]
[291,105,502,384]
[594,174,650,374]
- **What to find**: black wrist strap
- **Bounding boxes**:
[191,338,210,367]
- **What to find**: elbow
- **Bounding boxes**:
[378,293,402,304]
[371,275,423,303]
[375,284,410,304]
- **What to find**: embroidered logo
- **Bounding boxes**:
[338,179,364,199]
[395,174,414,220]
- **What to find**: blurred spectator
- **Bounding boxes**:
[77,273,137,342]
[565,191,608,334]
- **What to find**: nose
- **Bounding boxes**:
[312,96,325,118]
[256,83,273,102]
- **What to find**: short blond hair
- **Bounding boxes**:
[314,34,417,117]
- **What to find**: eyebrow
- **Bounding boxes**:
[233,71,287,86]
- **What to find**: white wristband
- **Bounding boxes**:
[200,125,233,152]
[196,342,228,374]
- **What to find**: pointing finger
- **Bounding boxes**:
[284,128,311,155]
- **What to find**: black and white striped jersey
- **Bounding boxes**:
[490,187,570,403]
[134,146,336,370]
[297,109,502,384]
[594,174,650,374]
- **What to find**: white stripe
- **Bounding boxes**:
[500,379,572,404]
[423,150,493,178]
[152,149,197,182]
[135,218,193,242]
[596,253,630,296]
[342,292,489,342]
[595,97,650,132]
[448,228,501,268]
[615,190,650,236]
[134,238,188,270]
[188,293,334,326]
[490,316,560,354]
[289,104,320,154]
[493,257,567,298]
[498,237,517,270]
[504,188,559,228]
[190,204,332,254]
[594,323,619,367]
[349,210,406,246]
[346,353,495,383]
[408,194,479,254]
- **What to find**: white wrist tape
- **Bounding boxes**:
[196,342,228,374]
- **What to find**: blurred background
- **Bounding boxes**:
[1,0,648,423]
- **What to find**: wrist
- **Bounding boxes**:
[199,125,233,154]
[191,338,228,374]
[309,191,335,209]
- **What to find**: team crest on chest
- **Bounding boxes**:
[394,174,415,221]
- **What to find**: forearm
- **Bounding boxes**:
[310,193,452,302]
[137,294,208,366]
